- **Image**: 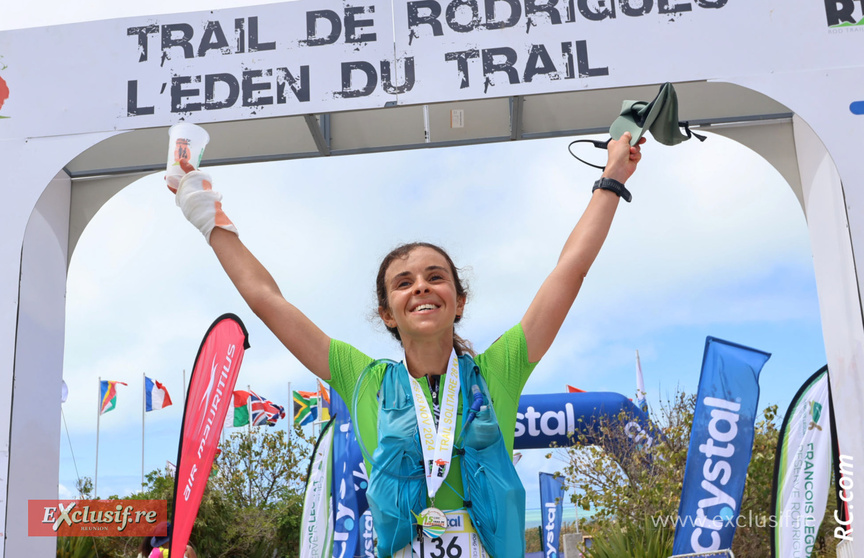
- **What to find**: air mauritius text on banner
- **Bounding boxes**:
[28,500,167,537]
[672,337,770,555]
[171,314,249,558]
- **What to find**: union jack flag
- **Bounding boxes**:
[233,390,285,427]
[250,391,285,426]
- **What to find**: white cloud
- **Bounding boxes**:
[58,483,75,499]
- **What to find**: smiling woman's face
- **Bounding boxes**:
[379,246,466,343]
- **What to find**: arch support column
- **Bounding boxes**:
[794,114,864,558]
[3,172,71,556]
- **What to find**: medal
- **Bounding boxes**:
[415,507,448,539]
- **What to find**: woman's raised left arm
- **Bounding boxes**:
[520,132,644,362]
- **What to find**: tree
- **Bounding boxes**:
[558,389,839,557]
[208,426,313,557]
[562,390,694,532]
[212,427,311,508]
[58,426,315,558]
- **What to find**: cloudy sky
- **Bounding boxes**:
[4,2,827,514]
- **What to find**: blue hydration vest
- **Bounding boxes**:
[355,355,526,558]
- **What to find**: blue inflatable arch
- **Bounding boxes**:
[514,392,656,460]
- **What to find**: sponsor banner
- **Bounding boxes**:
[331,388,369,558]
[28,499,167,537]
[357,510,375,558]
[539,473,566,558]
[515,392,656,460]
[672,337,770,555]
[0,0,826,140]
[301,417,336,558]
[771,366,833,558]
[170,315,250,558]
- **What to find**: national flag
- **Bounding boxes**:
[250,391,285,426]
[233,391,251,426]
[99,380,127,414]
[145,376,173,411]
[233,390,285,427]
[317,380,331,422]
[293,390,318,426]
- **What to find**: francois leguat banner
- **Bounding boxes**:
[672,337,770,555]
[301,416,336,558]
[770,366,837,558]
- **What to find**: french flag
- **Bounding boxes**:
[145,376,173,411]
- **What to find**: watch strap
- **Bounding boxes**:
[592,177,632,203]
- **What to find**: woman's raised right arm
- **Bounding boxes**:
[209,228,332,380]
[174,161,331,380]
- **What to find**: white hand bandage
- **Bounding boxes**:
[175,170,239,244]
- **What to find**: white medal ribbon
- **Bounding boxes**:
[406,349,461,500]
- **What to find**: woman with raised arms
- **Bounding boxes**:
[170,132,644,557]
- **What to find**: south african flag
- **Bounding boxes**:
[293,390,318,426]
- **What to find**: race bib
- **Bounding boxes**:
[394,511,489,558]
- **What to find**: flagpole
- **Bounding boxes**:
[312,383,319,437]
[316,382,323,437]
[286,381,292,439]
[247,384,252,503]
[247,384,252,433]
[635,350,647,412]
[96,376,101,498]
[142,373,146,490]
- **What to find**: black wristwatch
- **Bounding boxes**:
[592,177,632,203]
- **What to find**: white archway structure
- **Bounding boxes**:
[1,1,862,555]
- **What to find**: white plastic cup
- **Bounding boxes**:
[166,122,210,191]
